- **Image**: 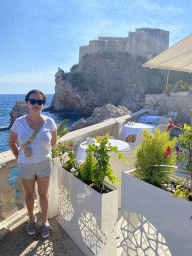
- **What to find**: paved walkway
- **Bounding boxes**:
[0,212,85,256]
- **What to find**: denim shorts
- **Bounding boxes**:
[18,158,52,179]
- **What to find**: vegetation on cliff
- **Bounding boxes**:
[51,52,192,114]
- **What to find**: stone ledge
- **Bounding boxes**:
[0,201,39,240]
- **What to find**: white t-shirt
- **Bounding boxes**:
[11,115,57,164]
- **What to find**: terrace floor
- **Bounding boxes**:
[0,212,85,256]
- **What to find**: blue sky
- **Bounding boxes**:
[0,0,191,94]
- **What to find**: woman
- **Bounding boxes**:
[9,89,57,238]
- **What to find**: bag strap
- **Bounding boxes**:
[20,115,47,150]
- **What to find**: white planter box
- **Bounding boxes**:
[36,158,59,219]
[57,166,118,256]
[120,171,192,256]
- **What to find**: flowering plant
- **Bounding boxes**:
[167,120,192,198]
[52,141,75,171]
[133,128,178,188]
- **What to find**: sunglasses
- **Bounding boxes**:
[28,99,45,105]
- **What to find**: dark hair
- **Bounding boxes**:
[25,89,47,105]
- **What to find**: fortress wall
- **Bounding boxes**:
[79,45,90,61]
[79,28,169,62]
[127,28,169,60]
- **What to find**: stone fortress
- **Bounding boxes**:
[79,27,169,62]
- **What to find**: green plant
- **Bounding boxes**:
[63,72,70,80]
[167,121,192,199]
[167,80,190,93]
[69,71,86,90]
[101,51,114,60]
[63,143,76,171]
[87,74,101,92]
[144,99,163,110]
[135,55,147,64]
[76,146,95,182]
[52,141,74,165]
[133,128,178,188]
[57,119,69,138]
[76,134,128,191]
[70,64,78,73]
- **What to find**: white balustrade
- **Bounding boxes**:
[0,150,18,219]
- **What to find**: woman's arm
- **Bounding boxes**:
[9,131,20,159]
[51,130,57,147]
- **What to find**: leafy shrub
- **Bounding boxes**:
[77,134,128,191]
[133,129,177,188]
[69,71,86,91]
[135,55,147,64]
[70,64,78,73]
[87,74,101,92]
[63,72,70,80]
[77,146,95,182]
[101,51,114,60]
[57,119,69,138]
[167,80,190,94]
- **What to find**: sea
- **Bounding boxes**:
[0,94,90,189]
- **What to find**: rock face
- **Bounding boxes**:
[9,100,29,128]
[70,104,131,131]
[47,53,165,114]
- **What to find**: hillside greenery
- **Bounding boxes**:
[63,52,192,94]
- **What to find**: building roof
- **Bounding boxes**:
[143,34,192,73]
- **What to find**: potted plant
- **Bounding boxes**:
[57,134,128,256]
[167,80,190,95]
[133,128,178,188]
[166,121,192,201]
[144,99,162,116]
[120,127,192,255]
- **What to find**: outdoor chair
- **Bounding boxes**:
[156,124,168,134]
[152,116,172,126]
[127,129,145,149]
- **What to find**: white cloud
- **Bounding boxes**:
[135,1,186,14]
[87,1,99,6]
[135,1,160,10]
[0,70,56,84]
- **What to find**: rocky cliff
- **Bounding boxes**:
[46,53,165,114]
[70,104,131,131]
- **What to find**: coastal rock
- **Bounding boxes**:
[9,100,29,128]
[70,104,131,131]
[47,53,165,114]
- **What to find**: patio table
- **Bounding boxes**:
[138,115,162,124]
[76,139,130,162]
[122,123,156,141]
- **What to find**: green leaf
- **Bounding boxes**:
[178,191,184,197]
[176,185,182,189]
[118,153,124,160]
[186,162,192,170]
[174,190,181,198]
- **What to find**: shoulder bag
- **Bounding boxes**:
[20,115,47,158]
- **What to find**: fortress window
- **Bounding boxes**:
[138,39,139,42]
[116,40,118,42]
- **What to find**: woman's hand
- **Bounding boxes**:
[9,131,20,159]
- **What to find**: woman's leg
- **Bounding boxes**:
[21,177,36,221]
[36,175,50,223]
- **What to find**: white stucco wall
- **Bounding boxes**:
[145,93,192,124]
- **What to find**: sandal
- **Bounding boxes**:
[26,218,37,235]
[41,221,51,238]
